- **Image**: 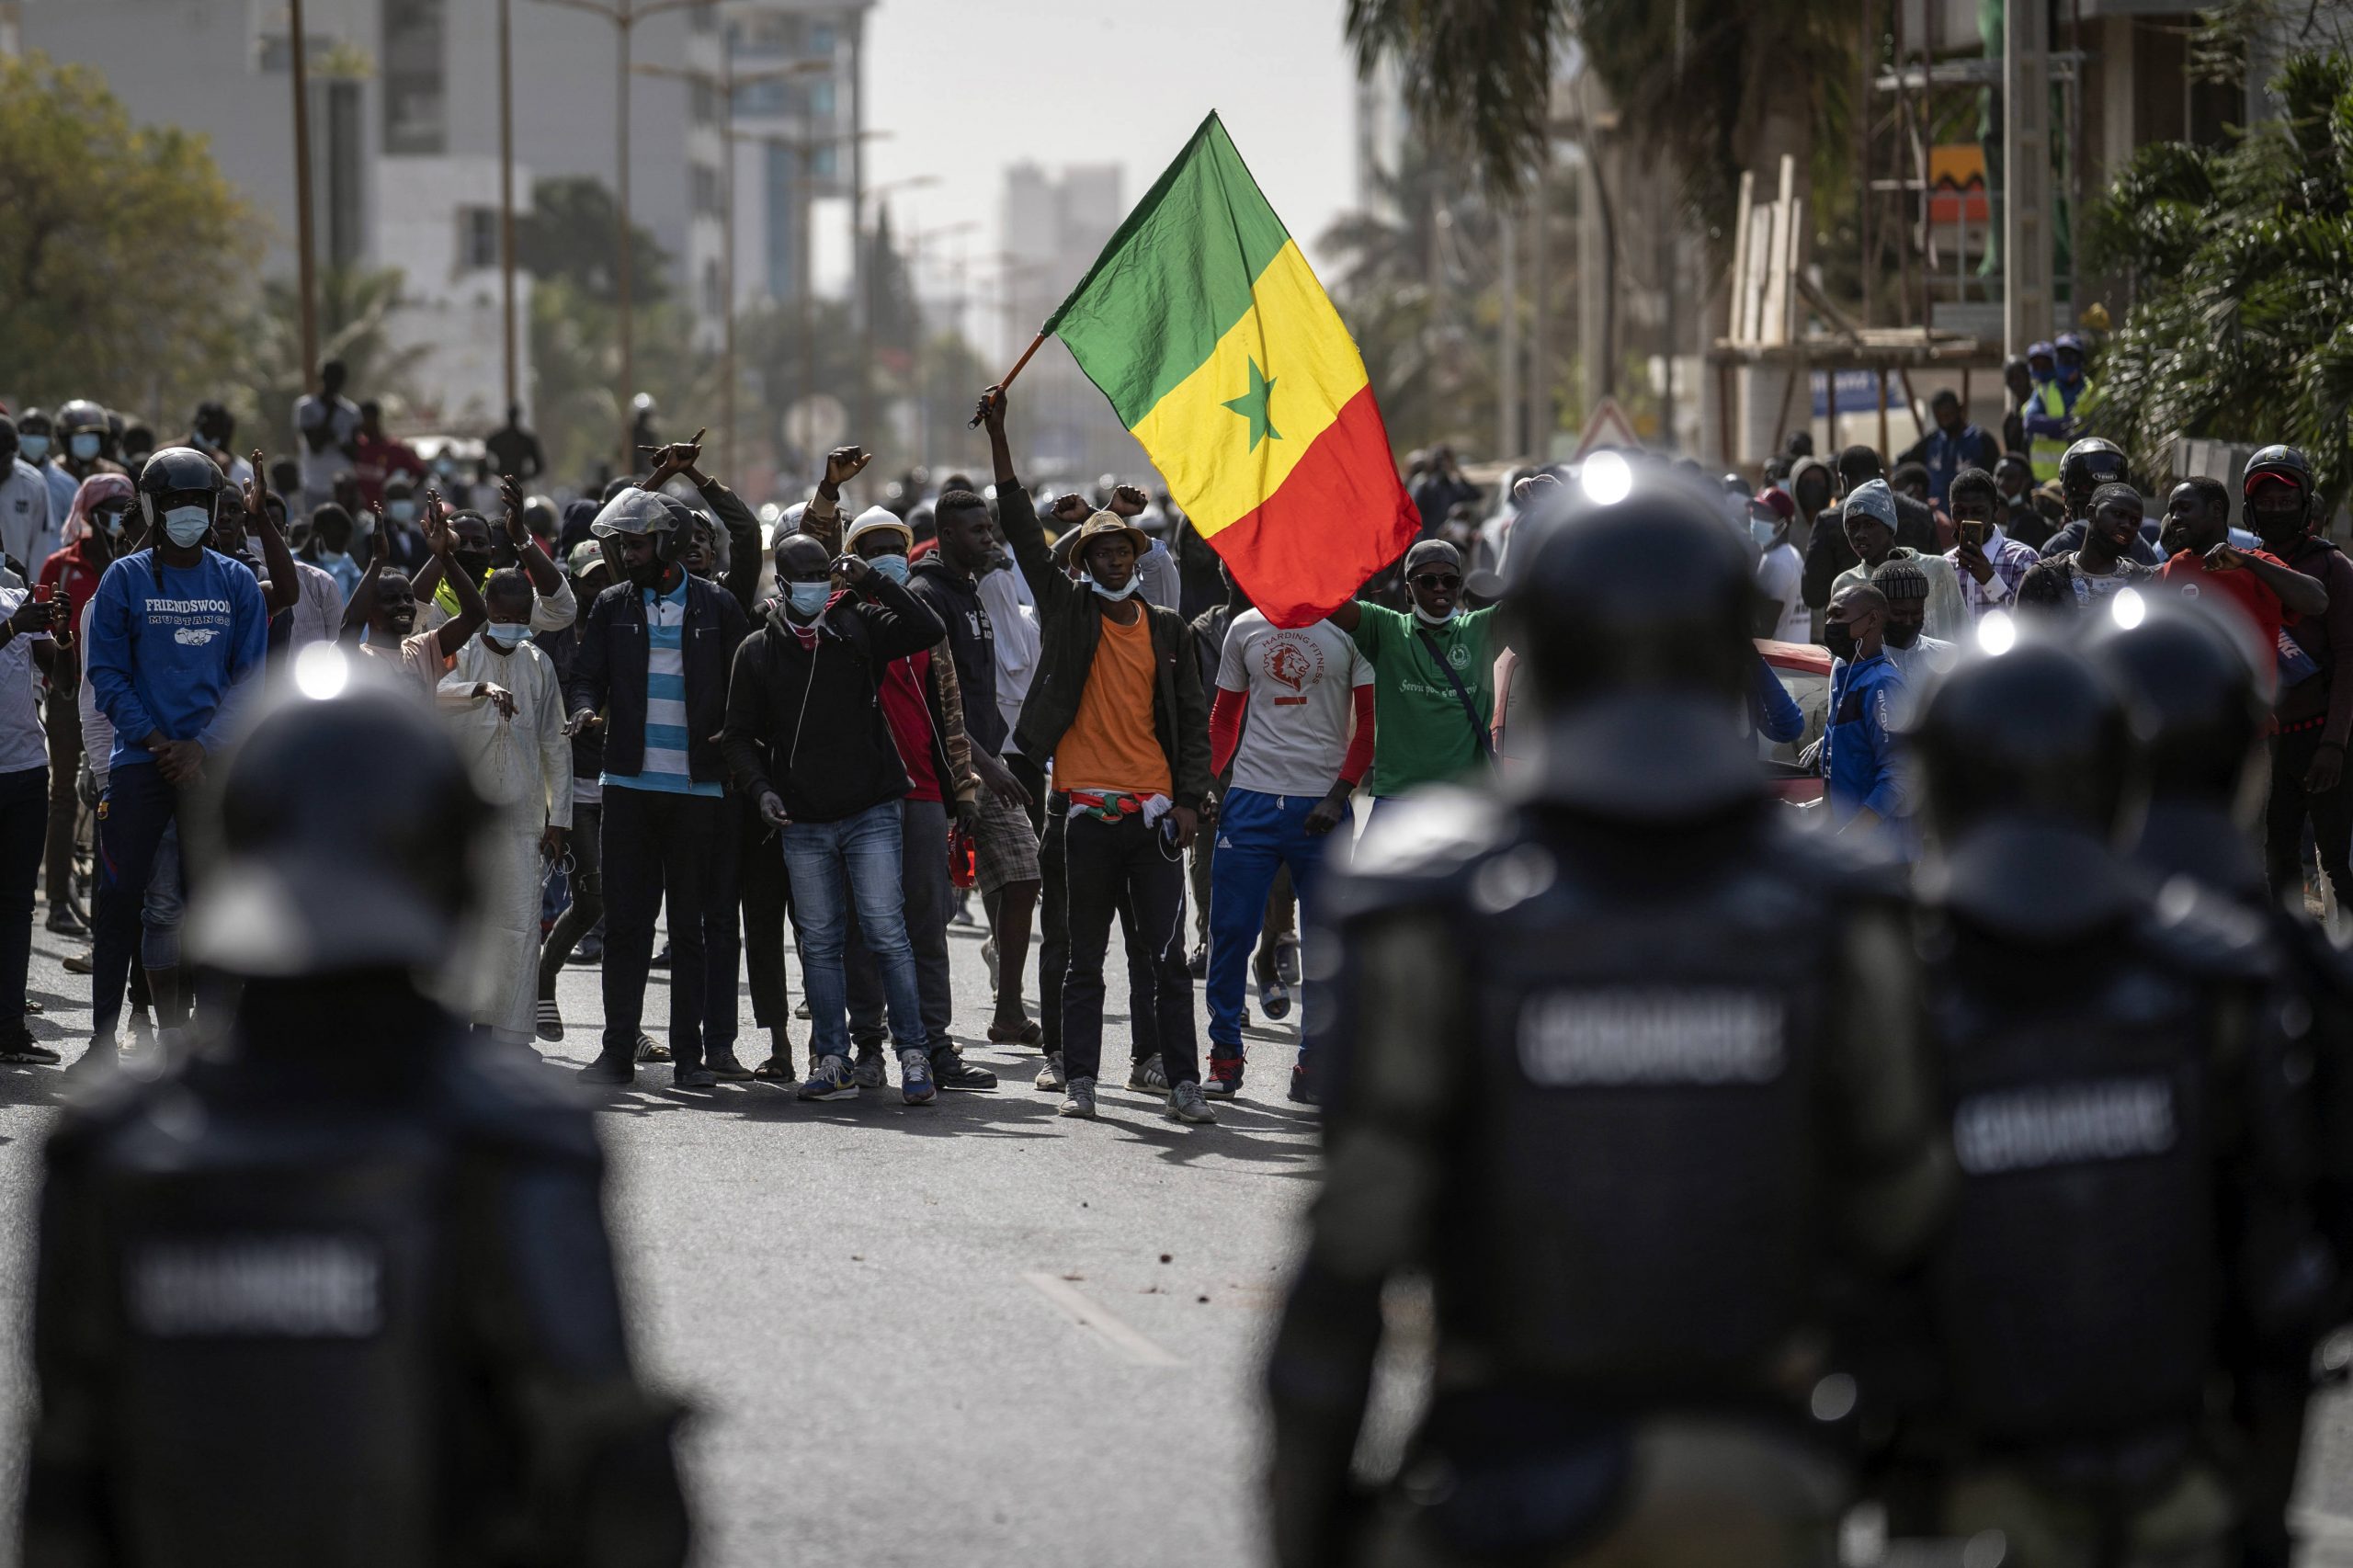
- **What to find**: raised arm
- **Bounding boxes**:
[424,493,487,655]
[245,453,301,615]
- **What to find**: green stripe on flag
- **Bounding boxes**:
[1042,112,1291,428]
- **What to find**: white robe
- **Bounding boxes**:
[438,635,572,1044]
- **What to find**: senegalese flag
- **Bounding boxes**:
[1040,112,1418,629]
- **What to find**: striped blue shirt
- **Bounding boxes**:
[602,577,722,797]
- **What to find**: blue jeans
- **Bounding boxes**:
[92,761,179,1046]
[780,798,927,1061]
[1206,789,1330,1059]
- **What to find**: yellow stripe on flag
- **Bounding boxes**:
[1127,240,1369,537]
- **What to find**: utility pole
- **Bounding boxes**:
[1527,154,1552,461]
[1497,204,1519,461]
[289,0,318,384]
[2004,0,2054,358]
[499,0,517,413]
[529,0,702,468]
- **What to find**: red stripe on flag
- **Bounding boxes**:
[1203,383,1419,630]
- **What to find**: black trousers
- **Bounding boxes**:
[0,766,47,1028]
[91,761,177,1046]
[736,794,791,1035]
[598,787,728,1068]
[1038,792,1158,1064]
[1053,810,1198,1089]
[2266,727,2353,913]
[538,798,600,998]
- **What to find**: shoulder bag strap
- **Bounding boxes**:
[1415,625,1495,763]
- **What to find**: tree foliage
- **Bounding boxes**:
[242,266,431,457]
[0,52,257,417]
[517,176,673,308]
[2084,50,2353,499]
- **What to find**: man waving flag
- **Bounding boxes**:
[1029,112,1418,628]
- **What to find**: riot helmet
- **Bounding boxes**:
[186,654,488,978]
[2243,444,2316,553]
[2086,600,2265,810]
[2058,437,2130,518]
[1503,458,1764,820]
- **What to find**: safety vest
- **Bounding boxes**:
[2029,381,2075,483]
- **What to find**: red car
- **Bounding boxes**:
[1492,639,1830,805]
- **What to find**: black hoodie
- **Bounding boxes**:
[721,573,944,824]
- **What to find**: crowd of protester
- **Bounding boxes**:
[9,335,2353,1134]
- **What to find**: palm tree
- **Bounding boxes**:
[2083,50,2353,501]
[245,265,431,456]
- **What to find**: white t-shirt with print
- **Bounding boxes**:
[1215,612,1372,798]
[0,587,53,775]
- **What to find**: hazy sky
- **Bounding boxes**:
[849,0,1362,355]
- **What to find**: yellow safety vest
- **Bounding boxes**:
[2029,381,2076,482]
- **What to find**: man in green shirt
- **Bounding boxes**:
[1329,540,1500,813]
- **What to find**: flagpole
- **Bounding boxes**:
[969,332,1050,426]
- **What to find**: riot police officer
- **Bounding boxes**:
[1906,627,2298,1568]
[1265,466,1950,1568]
[21,661,690,1568]
[2087,602,2347,1568]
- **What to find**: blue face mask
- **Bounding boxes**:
[483,621,530,648]
[388,500,415,524]
[69,433,100,462]
[17,436,48,462]
[869,554,910,585]
[1750,518,1780,551]
[161,506,212,549]
[786,581,831,619]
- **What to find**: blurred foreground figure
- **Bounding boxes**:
[1904,628,2317,1568]
[2088,603,2348,1568]
[1266,468,1949,1567]
[21,656,688,1568]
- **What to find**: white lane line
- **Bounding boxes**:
[1021,1272,1179,1367]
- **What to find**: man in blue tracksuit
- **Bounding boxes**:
[83,449,270,1070]
[1820,582,1908,839]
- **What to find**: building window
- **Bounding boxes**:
[692,165,720,217]
[703,259,724,319]
[809,79,835,118]
[733,79,788,117]
[382,0,447,155]
[812,145,837,180]
[690,80,715,127]
[808,22,834,55]
[456,208,500,272]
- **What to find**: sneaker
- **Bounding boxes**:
[900,1048,937,1105]
[1288,1064,1320,1106]
[930,1047,998,1091]
[649,941,672,971]
[44,909,85,937]
[65,1043,118,1080]
[673,1065,718,1090]
[0,1034,60,1065]
[797,1054,858,1102]
[982,935,998,989]
[62,948,93,975]
[1259,972,1293,1020]
[1187,943,1209,979]
[579,1052,633,1086]
[1127,1054,1169,1092]
[1058,1075,1097,1118]
[570,933,604,965]
[535,998,564,1043]
[634,1032,669,1064]
[1274,937,1302,987]
[1204,1049,1245,1098]
[1164,1080,1218,1125]
[794,998,813,1019]
[1035,1051,1066,1091]
[706,1051,755,1083]
[853,1047,888,1090]
[952,891,975,926]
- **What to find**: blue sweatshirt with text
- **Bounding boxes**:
[86,549,269,768]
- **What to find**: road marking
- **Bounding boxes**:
[1021,1272,1179,1367]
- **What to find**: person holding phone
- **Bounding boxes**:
[1943,465,2043,622]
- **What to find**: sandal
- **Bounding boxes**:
[987,1017,1042,1047]
[751,1055,797,1082]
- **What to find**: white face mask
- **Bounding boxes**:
[1086,573,1141,602]
[161,506,212,549]
[1412,602,1459,628]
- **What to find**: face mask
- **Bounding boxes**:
[69,434,100,462]
[1750,519,1780,551]
[453,551,494,581]
[786,581,831,618]
[1412,602,1459,628]
[1883,620,1921,649]
[869,554,910,585]
[1086,573,1140,602]
[17,436,47,462]
[1823,623,1859,663]
[161,506,212,549]
[483,621,530,649]
[388,500,416,524]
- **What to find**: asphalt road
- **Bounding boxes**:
[0,908,2346,1566]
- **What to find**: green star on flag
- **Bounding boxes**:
[1222,357,1281,451]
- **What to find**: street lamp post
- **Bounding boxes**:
[499,0,517,414]
[527,0,703,470]
[288,0,318,384]
[632,55,824,484]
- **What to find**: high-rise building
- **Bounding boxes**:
[995,160,1146,485]
[718,0,868,315]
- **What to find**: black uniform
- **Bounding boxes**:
[1904,632,2322,1568]
[22,676,688,1568]
[1266,472,1949,1568]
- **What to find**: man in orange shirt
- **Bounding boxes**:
[982,386,1213,1125]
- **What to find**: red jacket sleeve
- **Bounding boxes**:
[1209,685,1247,779]
[1339,682,1376,787]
